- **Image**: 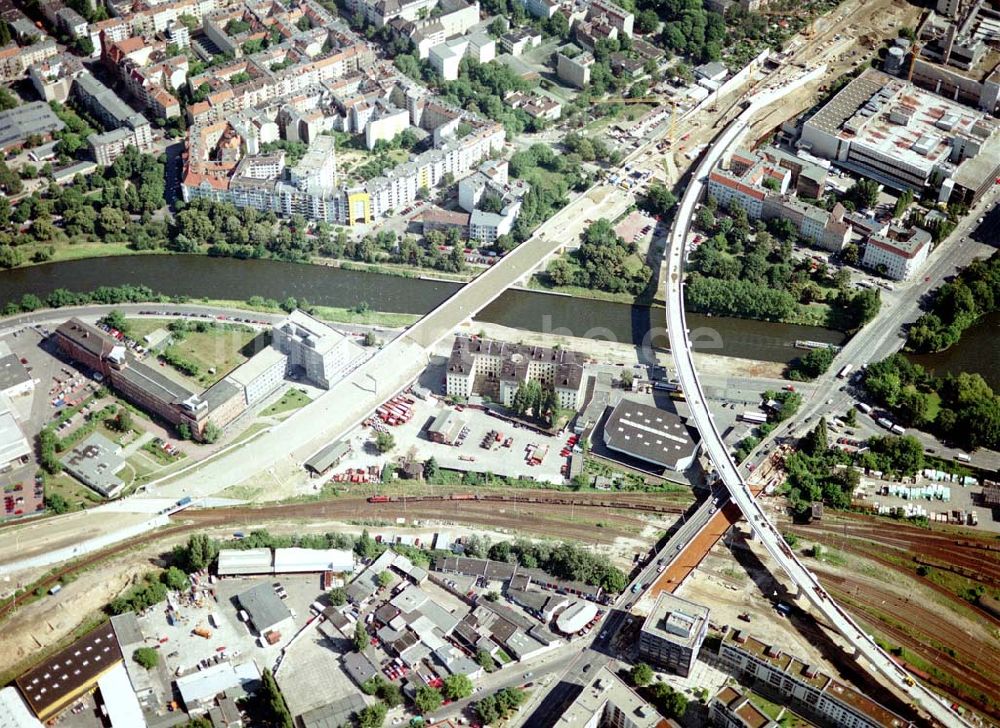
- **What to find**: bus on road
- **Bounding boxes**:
[837,364,853,379]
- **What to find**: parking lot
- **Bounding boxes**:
[329,395,574,485]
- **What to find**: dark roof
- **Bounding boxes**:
[0,349,30,391]
[447,335,584,392]
[375,603,400,625]
[201,378,241,412]
[55,318,116,360]
[299,694,368,728]
[237,583,291,632]
[342,652,379,686]
[16,622,122,718]
[603,399,699,469]
[118,360,196,405]
[305,440,351,474]
[0,101,64,149]
[110,612,144,647]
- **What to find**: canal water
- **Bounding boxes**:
[907,311,1000,390]
[0,255,846,364]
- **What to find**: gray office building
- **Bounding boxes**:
[638,592,709,677]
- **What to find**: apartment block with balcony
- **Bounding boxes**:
[717,628,914,728]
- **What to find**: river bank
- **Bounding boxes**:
[0,255,846,364]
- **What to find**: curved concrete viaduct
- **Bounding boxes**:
[663,70,967,728]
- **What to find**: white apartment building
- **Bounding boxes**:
[271,310,365,390]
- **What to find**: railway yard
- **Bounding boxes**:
[786,513,1000,721]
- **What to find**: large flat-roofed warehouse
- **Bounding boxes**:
[0,397,30,470]
[15,623,122,721]
[799,67,1000,205]
[639,592,709,677]
[602,399,700,471]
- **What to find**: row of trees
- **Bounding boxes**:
[476,687,527,725]
[482,537,628,593]
[907,252,1000,353]
[863,354,1000,450]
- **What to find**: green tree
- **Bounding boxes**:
[424,456,439,481]
[358,701,387,728]
[443,674,474,700]
[46,491,70,514]
[649,682,688,719]
[377,571,394,588]
[173,533,218,572]
[377,681,402,708]
[162,566,190,591]
[255,668,293,728]
[374,431,395,453]
[202,422,221,443]
[353,619,369,652]
[848,178,880,210]
[133,647,159,670]
[630,662,653,687]
[476,649,497,672]
[355,529,381,559]
[415,686,443,713]
[328,587,347,606]
[99,310,130,335]
[109,407,133,433]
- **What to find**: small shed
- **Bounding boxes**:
[305,440,351,476]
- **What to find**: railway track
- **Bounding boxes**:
[802,520,1000,584]
[363,492,689,514]
[0,491,689,626]
[825,581,1000,720]
[790,527,1000,630]
[0,522,199,622]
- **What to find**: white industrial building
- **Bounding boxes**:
[95,663,145,728]
[602,400,700,472]
[217,548,274,577]
[799,67,1000,206]
[218,547,355,576]
[226,347,287,406]
[176,661,261,714]
[0,400,30,472]
[271,310,365,390]
[0,687,41,728]
[555,601,598,635]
